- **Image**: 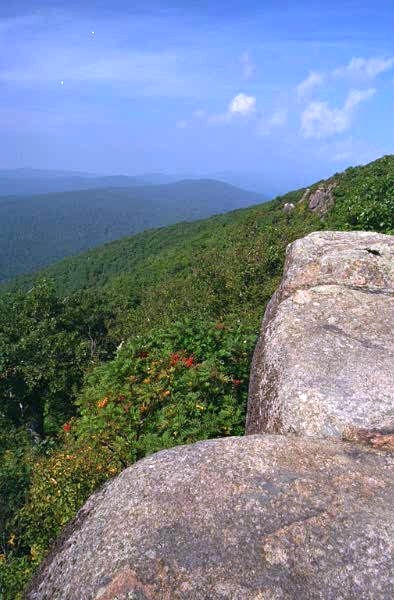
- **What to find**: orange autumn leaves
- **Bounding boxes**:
[97,396,109,409]
[69,347,243,444]
[93,351,197,415]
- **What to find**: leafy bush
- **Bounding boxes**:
[2,319,256,594]
[0,419,33,599]
[0,282,116,437]
[328,155,394,233]
[0,420,32,554]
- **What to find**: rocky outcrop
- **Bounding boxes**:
[28,230,394,600]
[27,434,394,600]
[246,231,394,438]
[305,184,336,215]
[283,202,295,214]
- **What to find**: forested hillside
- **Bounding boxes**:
[0,155,393,597]
[0,179,262,283]
[0,168,177,197]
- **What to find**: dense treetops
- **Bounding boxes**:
[0,155,393,597]
[0,179,262,284]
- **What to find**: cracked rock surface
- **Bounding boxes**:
[246,231,394,439]
[27,435,394,600]
[307,185,336,215]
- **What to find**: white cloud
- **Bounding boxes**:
[334,57,394,79]
[206,93,257,124]
[178,95,288,137]
[228,93,256,116]
[302,102,348,138]
[257,109,288,136]
[176,120,188,129]
[296,57,392,106]
[296,71,324,99]
[301,88,375,139]
[240,51,256,80]
[344,88,376,110]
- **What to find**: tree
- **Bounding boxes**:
[0,281,116,438]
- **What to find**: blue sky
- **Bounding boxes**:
[1,0,393,192]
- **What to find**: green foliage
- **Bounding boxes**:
[76,318,254,455]
[327,155,394,233]
[1,155,394,597]
[3,319,255,595]
[0,555,32,600]
[0,419,33,599]
[0,419,32,549]
[0,282,116,436]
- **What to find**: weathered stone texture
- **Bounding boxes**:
[307,184,336,215]
[246,231,394,438]
[283,202,295,214]
[27,435,394,600]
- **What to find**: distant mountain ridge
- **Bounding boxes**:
[0,168,275,197]
[0,178,263,283]
[0,169,178,197]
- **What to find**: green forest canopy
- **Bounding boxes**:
[0,155,393,597]
[0,179,262,284]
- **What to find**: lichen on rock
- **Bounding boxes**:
[246,230,394,438]
[27,435,394,600]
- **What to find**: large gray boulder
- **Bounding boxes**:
[28,435,394,600]
[246,231,394,440]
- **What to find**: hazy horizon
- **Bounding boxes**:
[1,1,393,192]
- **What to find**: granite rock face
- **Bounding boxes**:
[307,184,336,215]
[246,231,394,438]
[283,202,295,214]
[27,435,394,600]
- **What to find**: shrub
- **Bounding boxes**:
[2,319,256,594]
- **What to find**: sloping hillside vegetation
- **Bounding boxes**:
[0,179,262,283]
[0,155,393,597]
